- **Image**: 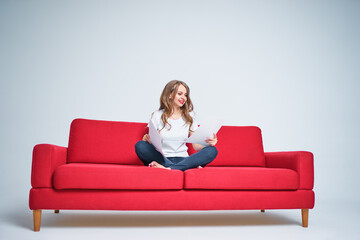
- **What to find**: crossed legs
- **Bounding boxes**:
[135,141,218,171]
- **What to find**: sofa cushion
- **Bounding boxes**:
[207,126,265,167]
[68,119,147,164]
[184,167,299,190]
[53,163,184,190]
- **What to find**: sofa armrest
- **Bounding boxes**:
[265,151,314,190]
[31,144,67,188]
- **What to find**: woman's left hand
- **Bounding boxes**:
[205,133,218,146]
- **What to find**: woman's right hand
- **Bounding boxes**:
[143,134,151,144]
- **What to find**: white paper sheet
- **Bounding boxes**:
[149,117,224,154]
[186,117,224,146]
[148,120,164,155]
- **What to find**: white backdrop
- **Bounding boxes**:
[1,0,359,212]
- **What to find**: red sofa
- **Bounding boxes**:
[29,118,315,231]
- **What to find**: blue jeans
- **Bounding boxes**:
[134,141,218,171]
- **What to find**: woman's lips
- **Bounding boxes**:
[179,100,185,104]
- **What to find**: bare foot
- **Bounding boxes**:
[149,161,171,170]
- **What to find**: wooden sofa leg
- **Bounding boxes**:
[33,210,42,232]
[261,209,265,212]
[55,210,59,213]
[301,209,309,227]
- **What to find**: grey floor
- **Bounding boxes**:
[1,199,359,240]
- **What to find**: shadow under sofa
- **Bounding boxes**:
[29,118,315,231]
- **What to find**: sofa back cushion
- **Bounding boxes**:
[206,126,265,167]
[67,118,147,164]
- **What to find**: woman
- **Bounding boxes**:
[135,80,218,171]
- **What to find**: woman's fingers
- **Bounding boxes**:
[205,133,218,146]
[143,134,151,144]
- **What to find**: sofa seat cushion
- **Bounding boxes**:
[53,164,184,190]
[184,167,299,190]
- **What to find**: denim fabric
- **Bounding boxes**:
[135,141,218,171]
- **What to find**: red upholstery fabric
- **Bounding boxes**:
[186,143,197,155]
[29,188,315,210]
[184,167,299,190]
[31,144,67,188]
[29,119,315,217]
[67,119,147,164]
[265,151,314,190]
[207,126,265,167]
[53,163,184,190]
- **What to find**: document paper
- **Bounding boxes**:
[148,120,164,155]
[186,118,224,146]
[149,117,224,153]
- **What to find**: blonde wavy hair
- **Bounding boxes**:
[158,80,194,132]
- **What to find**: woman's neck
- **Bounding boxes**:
[172,107,182,115]
[169,107,182,119]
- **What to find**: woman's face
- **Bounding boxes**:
[172,84,187,109]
